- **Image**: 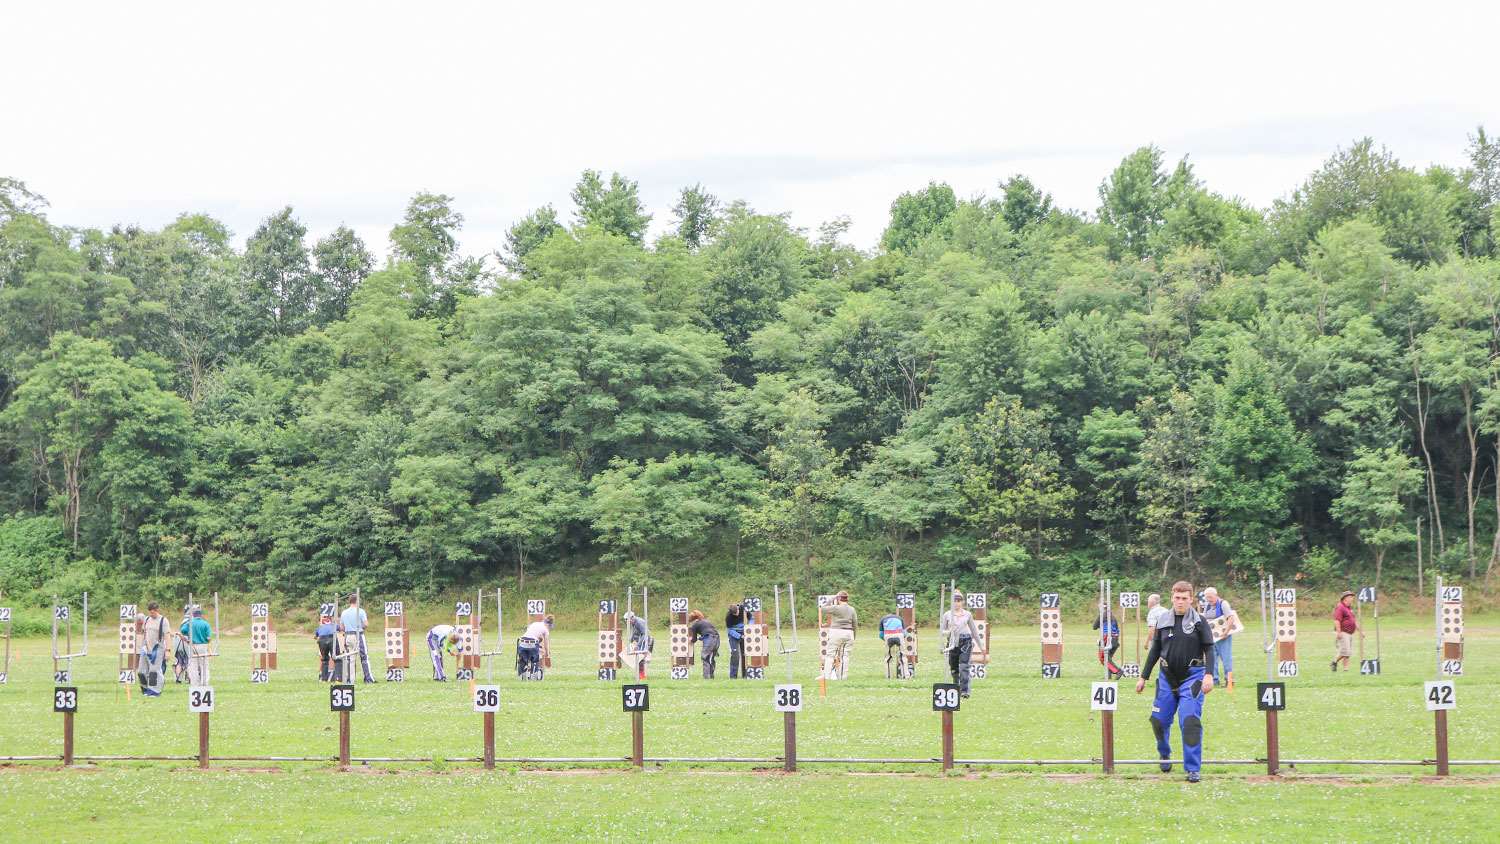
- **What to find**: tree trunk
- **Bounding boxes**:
[1463,389,1477,579]
[1412,344,1446,555]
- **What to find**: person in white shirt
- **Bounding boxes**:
[939,591,987,698]
[1145,593,1169,640]
[426,623,459,681]
[518,615,552,678]
[338,596,375,683]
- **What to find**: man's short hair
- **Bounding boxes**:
[348,595,358,604]
[836,590,849,601]
[1171,580,1193,595]
[1147,593,1160,605]
[147,602,159,611]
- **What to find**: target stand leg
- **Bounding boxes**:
[62,711,74,767]
[940,710,954,773]
[784,711,797,773]
[483,711,496,771]
[199,712,210,770]
[1435,710,1449,777]
[631,710,644,769]
[1101,710,1114,774]
[338,711,351,769]
[1265,709,1279,776]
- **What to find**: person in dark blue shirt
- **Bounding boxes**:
[1135,581,1215,782]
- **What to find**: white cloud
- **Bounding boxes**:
[6,0,1497,255]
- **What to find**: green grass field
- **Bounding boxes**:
[1,610,1496,842]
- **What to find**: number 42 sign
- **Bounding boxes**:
[1425,680,1456,711]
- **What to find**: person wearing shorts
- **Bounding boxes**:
[1332,591,1359,671]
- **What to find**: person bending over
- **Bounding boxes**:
[688,610,719,678]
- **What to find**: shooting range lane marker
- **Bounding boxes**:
[966,591,989,681]
[932,682,959,772]
[383,598,408,682]
[894,591,917,680]
[329,682,355,768]
[1095,579,1115,774]
[0,591,11,684]
[668,596,691,680]
[742,595,768,679]
[773,584,800,771]
[249,600,277,684]
[51,591,89,684]
[597,597,620,681]
[188,684,215,769]
[1040,591,1061,678]
[622,683,649,768]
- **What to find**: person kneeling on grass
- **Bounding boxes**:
[1135,580,1215,783]
[426,623,459,681]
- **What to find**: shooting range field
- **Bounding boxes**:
[1,613,1497,842]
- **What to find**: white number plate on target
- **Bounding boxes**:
[670,666,689,680]
[473,684,500,712]
[1090,682,1117,711]
[774,684,803,712]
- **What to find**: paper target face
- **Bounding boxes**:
[1119,592,1140,609]
[1274,604,1297,642]
[1040,608,1062,644]
[188,686,215,713]
[1359,659,1381,675]
[1090,682,1118,711]
[1039,593,1059,609]
[1441,603,1464,643]
[670,666,689,680]
[383,601,403,616]
[250,668,269,684]
[895,593,914,609]
[1276,660,1299,678]
[599,599,617,615]
[384,629,406,660]
[1425,680,1456,711]
[774,684,803,712]
[526,599,546,615]
[250,602,270,618]
[669,597,688,613]
[1441,660,1463,677]
[385,667,405,682]
[818,594,835,609]
[965,593,987,610]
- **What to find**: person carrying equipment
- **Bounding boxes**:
[821,590,857,680]
[315,614,339,680]
[339,595,376,683]
[725,603,746,679]
[179,604,214,685]
[622,611,653,678]
[518,615,552,679]
[1202,586,1242,689]
[1135,580,1215,783]
[426,623,459,681]
[940,591,985,697]
[688,610,719,678]
[1093,603,1123,679]
[878,612,909,678]
[137,603,169,697]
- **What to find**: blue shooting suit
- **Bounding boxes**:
[1141,607,1215,773]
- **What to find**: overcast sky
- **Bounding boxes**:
[8,1,1499,260]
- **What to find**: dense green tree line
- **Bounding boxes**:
[3,134,1500,602]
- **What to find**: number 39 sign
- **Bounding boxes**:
[932,683,960,711]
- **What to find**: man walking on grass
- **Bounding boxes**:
[1136,580,1215,782]
[1332,591,1359,672]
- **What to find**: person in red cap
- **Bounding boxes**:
[1331,591,1359,671]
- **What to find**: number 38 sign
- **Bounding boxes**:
[774,684,802,712]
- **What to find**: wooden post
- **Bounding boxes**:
[1100,709,1114,774]
[783,711,797,772]
[1265,709,1279,776]
[940,710,954,772]
[631,710,644,769]
[338,710,351,768]
[198,711,210,769]
[483,711,495,770]
[1435,710,1449,777]
[62,711,74,767]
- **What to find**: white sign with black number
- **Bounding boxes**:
[968,663,987,679]
[774,684,803,712]
[1440,586,1463,603]
[473,684,500,713]
[1424,680,1456,711]
[250,602,270,618]
[669,597,688,613]
[1121,663,1140,678]
[965,593,987,610]
[1274,588,1296,604]
[1441,660,1463,677]
[55,605,69,620]
[1090,681,1118,711]
[118,670,135,685]
[250,668,268,684]
[384,601,402,616]
[386,667,405,683]
[745,667,765,680]
[120,604,137,619]
[670,666,689,680]
[0,606,10,622]
[1277,661,1299,678]
[188,686,215,713]
[1039,593,1059,609]
[526,599,546,615]
[54,670,71,683]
